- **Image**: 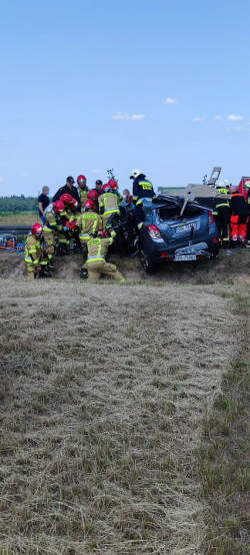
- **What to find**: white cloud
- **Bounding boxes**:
[215,115,223,120]
[112,112,145,120]
[164,97,178,105]
[192,116,205,122]
[227,114,243,121]
[226,124,250,133]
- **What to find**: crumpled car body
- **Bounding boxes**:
[138,195,219,272]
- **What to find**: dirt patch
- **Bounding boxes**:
[0,253,26,278]
[1,248,249,285]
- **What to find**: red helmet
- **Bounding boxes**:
[101,183,111,194]
[107,178,118,190]
[87,189,98,202]
[60,193,76,206]
[97,230,106,238]
[53,199,65,212]
[53,200,65,213]
[84,199,95,210]
[77,174,87,185]
[31,222,43,236]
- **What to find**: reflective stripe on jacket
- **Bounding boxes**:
[98,193,120,216]
[133,176,155,201]
[78,188,88,207]
[79,211,101,239]
[86,236,113,263]
[24,236,42,265]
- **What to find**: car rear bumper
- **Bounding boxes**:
[143,239,218,263]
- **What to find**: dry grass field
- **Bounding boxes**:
[0,250,249,554]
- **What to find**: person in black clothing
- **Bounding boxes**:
[95,180,103,196]
[129,169,155,230]
[53,176,81,211]
[38,186,50,223]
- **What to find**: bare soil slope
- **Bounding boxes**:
[0,271,244,553]
[0,248,250,284]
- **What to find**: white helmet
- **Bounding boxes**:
[224,179,230,186]
[130,169,142,179]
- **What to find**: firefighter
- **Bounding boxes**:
[84,230,125,283]
[87,189,99,212]
[77,175,88,210]
[108,179,123,203]
[214,183,230,248]
[79,199,102,277]
[129,169,155,230]
[230,187,248,247]
[246,182,250,248]
[24,223,48,279]
[60,193,78,216]
[59,193,82,250]
[98,183,121,229]
[43,208,58,269]
[53,200,71,254]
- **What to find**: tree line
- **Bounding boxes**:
[0,195,38,212]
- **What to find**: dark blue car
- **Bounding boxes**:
[137,195,219,272]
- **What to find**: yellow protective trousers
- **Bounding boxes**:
[85,260,125,283]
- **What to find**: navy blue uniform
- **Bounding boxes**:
[132,174,155,230]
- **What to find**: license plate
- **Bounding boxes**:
[175,223,198,234]
[174,254,197,261]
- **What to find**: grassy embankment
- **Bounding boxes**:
[0,212,37,226]
[199,288,249,554]
[0,250,249,553]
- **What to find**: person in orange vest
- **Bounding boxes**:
[230,187,248,247]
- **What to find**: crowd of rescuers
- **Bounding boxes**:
[212,180,250,249]
[26,170,152,281]
[25,171,250,281]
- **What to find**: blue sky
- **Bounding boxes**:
[0,0,249,196]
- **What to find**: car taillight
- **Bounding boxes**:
[145,224,162,240]
[208,211,214,225]
[160,251,168,258]
[212,237,218,243]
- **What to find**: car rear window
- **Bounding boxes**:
[158,204,203,221]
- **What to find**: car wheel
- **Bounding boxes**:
[139,249,155,273]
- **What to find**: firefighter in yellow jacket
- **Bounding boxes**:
[79,199,102,277]
[24,222,48,279]
[42,209,58,268]
[77,174,88,210]
[98,182,121,229]
[84,230,125,283]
